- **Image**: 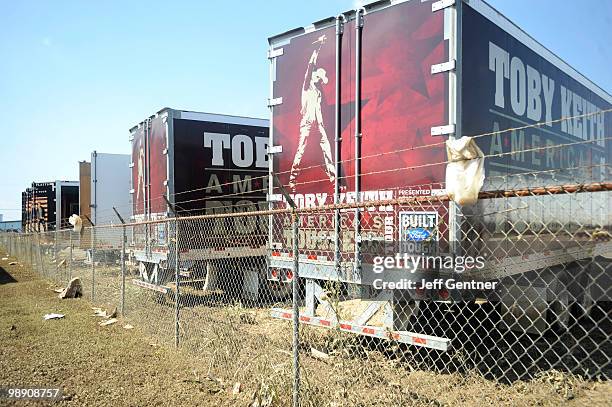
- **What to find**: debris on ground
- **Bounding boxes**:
[9,262,17,266]
[206,375,224,386]
[591,229,611,240]
[53,288,63,293]
[250,383,275,407]
[10,325,16,331]
[43,313,65,320]
[201,375,225,395]
[275,349,291,356]
[56,259,66,268]
[58,277,82,299]
[61,394,74,402]
[1,257,8,260]
[123,324,134,330]
[99,318,118,326]
[311,347,330,361]
[92,306,117,319]
[233,382,242,394]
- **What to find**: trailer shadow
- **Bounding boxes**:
[361,301,612,384]
[156,286,291,311]
[0,266,17,285]
[146,271,610,384]
[472,307,612,383]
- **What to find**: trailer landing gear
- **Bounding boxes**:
[271,279,450,351]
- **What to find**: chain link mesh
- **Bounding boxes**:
[1,177,610,406]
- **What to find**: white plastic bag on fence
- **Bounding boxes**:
[445,136,485,206]
[68,214,83,233]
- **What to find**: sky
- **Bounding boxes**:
[0,0,610,221]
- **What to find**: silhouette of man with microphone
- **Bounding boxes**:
[289,35,336,191]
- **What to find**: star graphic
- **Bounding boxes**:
[368,32,443,101]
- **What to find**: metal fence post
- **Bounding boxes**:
[54,229,58,261]
[292,210,300,407]
[162,196,181,349]
[37,234,44,277]
[112,207,127,316]
[91,226,96,302]
[31,235,35,268]
[84,214,96,302]
[69,230,73,281]
[121,225,126,315]
[273,175,300,407]
[174,217,180,348]
[29,234,33,267]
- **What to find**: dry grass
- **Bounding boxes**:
[1,247,611,406]
[0,251,254,406]
[295,326,612,407]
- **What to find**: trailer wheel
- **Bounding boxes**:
[264,281,293,302]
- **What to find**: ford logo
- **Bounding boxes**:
[406,228,431,242]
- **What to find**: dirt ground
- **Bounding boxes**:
[0,251,256,407]
[0,248,611,406]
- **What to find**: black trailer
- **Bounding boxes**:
[129,108,276,300]
[22,181,79,232]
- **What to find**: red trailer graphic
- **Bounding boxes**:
[267,0,611,348]
[272,1,447,199]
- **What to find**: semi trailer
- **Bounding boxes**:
[129,108,279,300]
[22,180,80,233]
[79,152,131,262]
[266,0,611,348]
[90,151,131,227]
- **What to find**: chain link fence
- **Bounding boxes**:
[1,177,610,406]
